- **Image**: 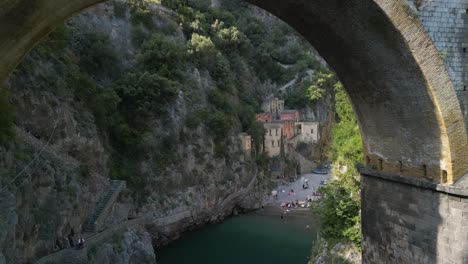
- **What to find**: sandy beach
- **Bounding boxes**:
[260,172,330,215]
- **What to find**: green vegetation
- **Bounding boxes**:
[112,233,124,253]
[87,245,98,262]
[0,88,14,144]
[313,82,363,248]
[284,70,335,109]
[13,0,320,203]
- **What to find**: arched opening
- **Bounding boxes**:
[0,0,466,183]
[0,0,467,263]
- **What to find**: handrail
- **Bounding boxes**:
[36,157,260,263]
[35,209,192,264]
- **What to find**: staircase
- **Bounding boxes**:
[83,180,125,233]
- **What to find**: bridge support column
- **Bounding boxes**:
[361,170,468,264]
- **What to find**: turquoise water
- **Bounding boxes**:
[157,209,318,264]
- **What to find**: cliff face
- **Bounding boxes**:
[0,0,330,263]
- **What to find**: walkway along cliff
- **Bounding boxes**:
[0,0,467,263]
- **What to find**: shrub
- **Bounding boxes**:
[129,0,154,28]
[139,34,187,79]
[189,33,218,68]
[112,233,124,253]
[113,0,128,17]
[0,88,15,144]
[74,32,119,77]
[79,165,90,179]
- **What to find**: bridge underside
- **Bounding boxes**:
[2,0,465,183]
[0,1,468,263]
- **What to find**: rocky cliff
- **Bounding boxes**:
[0,0,331,263]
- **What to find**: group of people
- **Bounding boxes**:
[54,229,85,251]
[280,199,303,209]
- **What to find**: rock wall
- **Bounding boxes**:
[361,170,468,264]
[0,130,108,263]
[0,1,307,262]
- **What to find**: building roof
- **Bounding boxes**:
[281,109,299,113]
[263,122,283,128]
[296,121,319,125]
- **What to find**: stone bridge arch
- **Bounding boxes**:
[0,0,466,184]
[1,0,468,263]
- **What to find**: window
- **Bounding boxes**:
[269,130,272,136]
[311,129,314,134]
[464,86,467,91]
[276,129,278,135]
[463,47,467,53]
[441,170,448,183]
[277,140,280,146]
[271,141,274,147]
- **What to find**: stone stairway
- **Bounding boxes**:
[83,180,125,233]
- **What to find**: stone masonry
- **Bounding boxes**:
[0,0,466,181]
[416,0,468,130]
[361,169,468,264]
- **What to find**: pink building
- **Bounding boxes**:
[280,110,300,122]
[281,120,295,140]
[256,113,273,123]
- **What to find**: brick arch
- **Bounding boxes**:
[0,0,466,183]
[249,0,467,183]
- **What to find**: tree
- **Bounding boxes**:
[188,33,218,67]
[139,34,187,78]
[306,71,334,102]
[313,80,363,249]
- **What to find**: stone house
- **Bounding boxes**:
[281,120,295,140]
[238,133,252,151]
[294,122,320,143]
[261,97,284,118]
[263,122,283,157]
[280,110,300,122]
[238,132,252,161]
[256,113,273,123]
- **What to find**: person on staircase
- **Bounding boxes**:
[54,239,63,251]
[62,237,69,249]
[77,237,85,249]
[68,228,75,248]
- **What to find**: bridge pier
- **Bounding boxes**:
[361,170,468,264]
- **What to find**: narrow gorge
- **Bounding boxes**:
[0,0,336,263]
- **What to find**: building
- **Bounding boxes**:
[256,113,273,123]
[238,133,252,151]
[280,110,300,122]
[281,120,295,140]
[238,132,252,161]
[261,97,285,117]
[295,122,320,143]
[263,122,283,157]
